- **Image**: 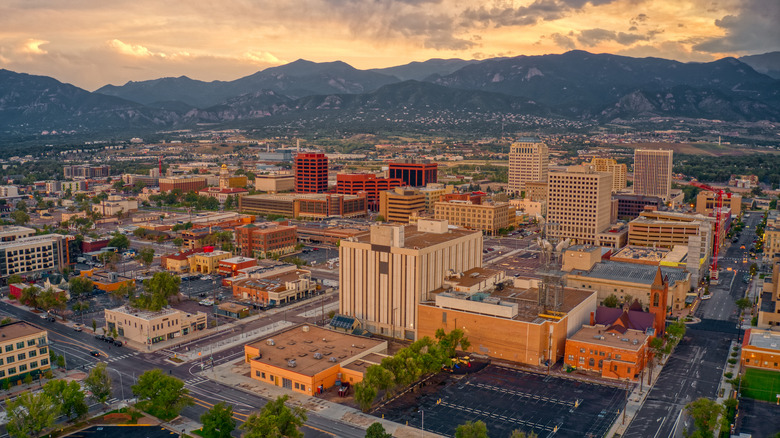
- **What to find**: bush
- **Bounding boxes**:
[724,372,733,378]
[731,352,738,358]
[751,316,758,326]
[728,358,737,365]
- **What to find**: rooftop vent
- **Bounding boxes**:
[266,339,275,346]
[302,325,310,332]
[314,352,323,359]
[328,357,338,363]
[287,359,297,368]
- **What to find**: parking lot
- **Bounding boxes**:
[375,365,626,438]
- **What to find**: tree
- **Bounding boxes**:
[108,232,130,250]
[5,391,57,438]
[353,381,378,412]
[15,200,27,212]
[39,288,66,314]
[11,210,30,226]
[173,237,184,247]
[735,298,751,313]
[42,379,88,421]
[365,422,392,438]
[83,362,113,406]
[132,369,192,420]
[69,277,94,299]
[240,395,307,438]
[134,272,181,311]
[200,402,236,438]
[435,328,471,357]
[375,215,385,222]
[7,274,23,285]
[603,294,619,308]
[19,286,42,308]
[137,247,155,268]
[92,319,97,332]
[684,398,723,438]
[510,430,538,438]
[455,420,490,438]
[111,282,135,303]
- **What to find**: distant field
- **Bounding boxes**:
[742,368,780,402]
[614,142,780,156]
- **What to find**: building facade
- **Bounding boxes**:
[159,176,207,193]
[339,219,482,340]
[741,328,780,371]
[0,234,70,278]
[64,165,110,178]
[231,269,316,306]
[695,191,742,217]
[239,193,367,219]
[388,160,438,187]
[235,223,298,258]
[335,174,404,211]
[589,158,627,192]
[547,165,612,245]
[613,194,664,221]
[254,172,295,193]
[379,187,426,224]
[294,153,329,194]
[105,306,207,346]
[633,149,673,201]
[508,139,549,195]
[0,321,50,382]
[434,199,511,236]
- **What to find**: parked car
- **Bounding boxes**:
[73,324,83,332]
[104,336,114,343]
[113,340,123,347]
[95,334,105,341]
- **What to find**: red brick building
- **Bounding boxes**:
[336,174,404,210]
[159,176,207,193]
[218,256,258,277]
[235,222,298,258]
[294,153,329,194]
[388,160,438,187]
[441,192,485,204]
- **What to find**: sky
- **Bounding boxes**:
[0,0,777,91]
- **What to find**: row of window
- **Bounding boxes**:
[0,348,41,365]
[4,339,40,353]
[0,358,48,377]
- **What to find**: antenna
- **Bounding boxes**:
[536,221,568,314]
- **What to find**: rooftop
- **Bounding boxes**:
[569,261,690,286]
[611,245,670,262]
[0,233,65,249]
[746,329,780,351]
[108,305,180,321]
[220,256,256,265]
[234,270,310,292]
[242,193,364,202]
[246,325,386,377]
[353,224,479,249]
[0,321,46,341]
[568,324,648,351]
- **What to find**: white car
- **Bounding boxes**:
[701,294,712,300]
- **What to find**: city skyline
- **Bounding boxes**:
[0,0,777,90]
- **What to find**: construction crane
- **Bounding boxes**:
[690,182,732,283]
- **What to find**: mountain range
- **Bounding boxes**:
[2,50,779,139]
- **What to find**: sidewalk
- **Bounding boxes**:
[204,357,444,437]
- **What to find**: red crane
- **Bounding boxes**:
[690,182,733,282]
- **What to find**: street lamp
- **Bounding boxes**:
[112,368,125,402]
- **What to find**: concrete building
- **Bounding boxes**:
[218,256,258,277]
[696,191,742,217]
[294,153,329,194]
[64,165,110,178]
[0,234,70,278]
[335,174,404,210]
[0,226,35,242]
[161,249,200,274]
[524,181,548,202]
[741,328,780,371]
[547,165,613,245]
[613,194,664,221]
[434,198,511,236]
[91,195,139,217]
[198,187,248,204]
[633,149,673,201]
[379,187,426,224]
[589,158,627,192]
[339,219,482,340]
[61,180,88,192]
[244,324,387,396]
[509,198,546,218]
[418,183,456,213]
[105,306,207,347]
[80,269,135,293]
[231,269,315,306]
[388,159,437,187]
[0,186,20,198]
[159,176,207,193]
[239,193,367,219]
[218,164,248,189]
[757,260,780,328]
[765,210,780,261]
[235,222,297,258]
[0,321,50,382]
[189,250,233,274]
[508,138,548,195]
[254,172,295,193]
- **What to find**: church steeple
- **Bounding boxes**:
[649,266,668,337]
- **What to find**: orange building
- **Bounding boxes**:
[231,269,316,306]
[741,329,780,371]
[335,174,404,210]
[218,256,257,277]
[80,269,135,293]
[244,324,387,395]
[235,222,297,258]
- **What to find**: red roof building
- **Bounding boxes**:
[388,160,438,187]
[218,256,258,277]
[294,153,329,194]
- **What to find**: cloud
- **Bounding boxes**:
[20,39,49,55]
[243,51,285,64]
[575,28,655,47]
[108,39,158,57]
[693,0,780,53]
[549,32,576,50]
[460,0,619,28]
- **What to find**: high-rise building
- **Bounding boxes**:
[339,219,482,339]
[434,197,511,236]
[294,153,329,194]
[508,138,548,195]
[0,234,70,278]
[547,165,612,245]
[633,149,673,201]
[388,160,437,187]
[379,187,426,224]
[63,165,110,178]
[589,158,627,192]
[335,174,404,210]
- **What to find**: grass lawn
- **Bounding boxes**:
[742,368,780,402]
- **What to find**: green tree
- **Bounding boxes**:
[375,215,385,222]
[108,232,130,250]
[92,319,97,332]
[684,397,723,438]
[240,395,307,438]
[132,369,192,420]
[5,391,57,438]
[111,282,135,303]
[15,200,27,212]
[42,379,88,421]
[134,272,181,311]
[173,237,184,247]
[510,430,538,438]
[200,402,236,438]
[137,247,155,268]
[603,294,619,308]
[11,209,30,226]
[435,328,471,357]
[83,362,113,406]
[7,274,23,285]
[39,287,67,315]
[365,422,392,438]
[19,286,42,308]
[455,420,490,438]
[69,277,94,299]
[353,381,378,412]
[735,298,752,313]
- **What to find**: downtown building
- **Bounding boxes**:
[388,159,438,187]
[63,165,110,178]
[335,174,404,211]
[546,165,613,245]
[633,149,673,201]
[508,138,548,195]
[0,234,70,278]
[589,158,627,192]
[294,153,329,194]
[0,321,51,382]
[159,176,207,193]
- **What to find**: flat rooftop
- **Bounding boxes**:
[568,325,647,351]
[108,305,179,320]
[445,267,503,288]
[569,261,690,286]
[747,329,780,351]
[354,224,479,249]
[611,245,670,262]
[0,321,45,340]
[246,325,386,377]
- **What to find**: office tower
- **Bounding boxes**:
[336,174,404,210]
[589,158,627,192]
[388,160,437,187]
[547,165,612,245]
[508,138,548,195]
[379,187,426,224]
[294,153,329,194]
[633,149,673,201]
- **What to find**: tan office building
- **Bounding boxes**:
[418,184,455,212]
[633,149,673,201]
[589,158,627,192]
[434,199,510,236]
[0,226,35,242]
[525,181,548,202]
[254,172,294,193]
[547,165,612,245]
[695,191,742,217]
[0,234,70,278]
[764,211,780,261]
[339,219,482,340]
[105,306,207,347]
[508,139,548,195]
[0,321,50,381]
[379,187,426,224]
[189,250,233,274]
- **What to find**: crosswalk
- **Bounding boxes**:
[82,352,140,370]
[184,376,208,386]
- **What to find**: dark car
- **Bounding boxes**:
[113,340,123,347]
[95,334,105,341]
[104,336,114,343]
[89,350,100,357]
[47,316,56,322]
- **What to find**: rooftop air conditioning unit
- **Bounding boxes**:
[328,357,338,363]
[314,352,323,359]
[267,339,275,346]
[302,325,310,332]
[287,359,297,367]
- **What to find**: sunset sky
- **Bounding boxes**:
[0,0,777,90]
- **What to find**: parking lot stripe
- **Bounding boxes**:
[466,381,578,408]
[439,401,554,432]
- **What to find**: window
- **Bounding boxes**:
[39,347,47,355]
[16,342,24,349]
[615,354,621,360]
[19,364,27,372]
[41,358,48,366]
[5,345,12,353]
[29,350,36,358]
[6,356,14,364]
[568,355,574,361]
[0,370,4,377]
[580,348,586,353]
[579,357,585,364]
[588,358,594,366]
[8,367,16,375]
[17,353,25,361]
[30,361,37,368]
[27,340,35,347]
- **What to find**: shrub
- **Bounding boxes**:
[724,372,733,378]
[728,358,737,365]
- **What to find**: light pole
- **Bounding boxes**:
[112,368,125,401]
